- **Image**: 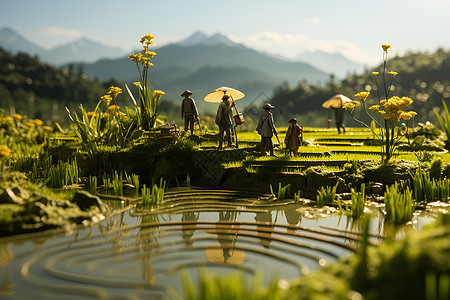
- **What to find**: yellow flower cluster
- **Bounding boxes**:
[355,91,370,102]
[107,105,119,111]
[0,145,11,159]
[369,105,380,112]
[108,86,122,98]
[0,116,14,123]
[372,72,379,76]
[33,119,43,126]
[128,33,157,68]
[382,44,391,52]
[101,94,112,104]
[378,96,415,121]
[12,114,22,121]
[153,90,165,97]
[343,100,361,112]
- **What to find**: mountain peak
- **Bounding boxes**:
[179,31,238,47]
[0,26,46,55]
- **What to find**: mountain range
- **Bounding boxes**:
[0,27,365,112]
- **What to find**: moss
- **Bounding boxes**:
[362,160,418,185]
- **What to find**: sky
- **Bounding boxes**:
[1,0,449,65]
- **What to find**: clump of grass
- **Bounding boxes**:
[316,182,338,207]
[142,177,166,206]
[384,181,415,223]
[179,269,285,300]
[293,190,301,203]
[413,167,450,202]
[47,158,80,188]
[270,183,292,200]
[112,170,123,196]
[350,183,367,219]
[88,175,97,194]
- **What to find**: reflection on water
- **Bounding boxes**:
[0,188,438,299]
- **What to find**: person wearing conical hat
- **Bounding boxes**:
[181,90,199,135]
[256,103,278,157]
[215,94,235,149]
[284,117,302,156]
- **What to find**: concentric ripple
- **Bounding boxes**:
[2,188,370,299]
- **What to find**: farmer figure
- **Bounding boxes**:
[181,90,199,135]
[284,117,302,156]
[215,94,235,149]
[256,103,278,157]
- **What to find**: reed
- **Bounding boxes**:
[384,182,415,223]
[112,170,123,196]
[88,175,97,194]
[350,183,367,219]
[293,190,301,203]
[413,167,450,202]
[47,158,80,188]
[316,183,338,207]
[142,178,166,206]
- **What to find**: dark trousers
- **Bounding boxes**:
[184,114,195,133]
[260,136,274,154]
[218,124,232,148]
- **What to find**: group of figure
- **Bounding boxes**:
[180,90,303,156]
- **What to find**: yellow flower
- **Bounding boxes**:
[153,90,165,97]
[388,71,398,77]
[401,111,417,121]
[343,100,361,112]
[42,126,53,131]
[25,122,35,127]
[143,61,154,68]
[382,44,391,52]
[369,105,380,112]
[3,116,14,123]
[108,86,122,98]
[140,33,155,45]
[116,111,126,118]
[372,72,379,76]
[107,105,119,111]
[380,99,387,106]
[128,53,142,64]
[355,91,370,102]
[33,119,43,126]
[133,82,141,87]
[12,113,22,121]
[145,51,156,58]
[101,95,112,104]
[0,145,11,159]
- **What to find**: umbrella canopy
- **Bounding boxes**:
[204,86,245,103]
[322,94,352,108]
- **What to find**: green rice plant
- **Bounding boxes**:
[293,190,301,203]
[276,183,291,200]
[316,182,338,207]
[351,183,367,219]
[112,170,123,196]
[142,178,166,206]
[141,184,151,204]
[47,158,80,188]
[384,181,415,223]
[433,99,450,145]
[102,177,111,193]
[179,269,284,300]
[413,167,450,202]
[89,175,97,194]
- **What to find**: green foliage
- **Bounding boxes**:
[112,170,123,196]
[270,183,292,200]
[351,183,367,219]
[0,48,107,125]
[142,178,166,206]
[46,158,80,188]
[384,182,415,223]
[179,270,285,300]
[316,182,338,207]
[412,167,450,202]
[88,175,97,194]
[433,99,450,145]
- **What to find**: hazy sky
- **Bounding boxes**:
[1,0,449,65]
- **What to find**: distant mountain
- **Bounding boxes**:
[0,27,127,65]
[40,37,127,65]
[0,27,46,56]
[295,50,365,79]
[74,33,329,109]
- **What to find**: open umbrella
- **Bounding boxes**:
[204,86,245,103]
[321,94,352,109]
